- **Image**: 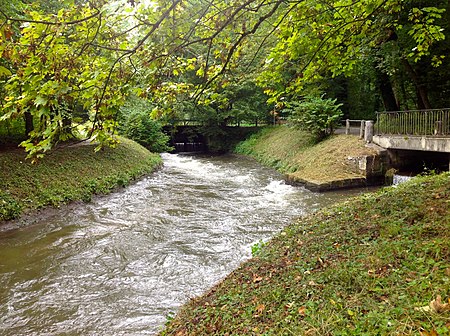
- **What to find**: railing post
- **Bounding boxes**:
[345,119,350,135]
[359,120,365,139]
[364,120,374,143]
[435,120,443,135]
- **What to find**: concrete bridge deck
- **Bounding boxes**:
[373,135,450,153]
[372,109,450,153]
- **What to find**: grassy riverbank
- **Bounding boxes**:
[0,138,161,221]
[161,172,450,335]
[234,126,379,187]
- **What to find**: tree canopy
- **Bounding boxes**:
[0,0,448,157]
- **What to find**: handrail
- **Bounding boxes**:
[375,108,450,137]
[164,119,265,127]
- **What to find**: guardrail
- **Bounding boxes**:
[165,119,267,127]
[376,109,450,136]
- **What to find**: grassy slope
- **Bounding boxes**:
[0,137,161,221]
[234,126,378,184]
[162,173,450,335]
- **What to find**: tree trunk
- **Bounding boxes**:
[374,66,399,111]
[401,58,432,110]
[24,111,33,137]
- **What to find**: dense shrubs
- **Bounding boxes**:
[121,111,172,153]
[284,96,343,141]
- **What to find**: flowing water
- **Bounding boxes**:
[393,173,415,185]
[0,153,367,335]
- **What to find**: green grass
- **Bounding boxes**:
[234,126,378,184]
[161,172,450,335]
[0,137,162,221]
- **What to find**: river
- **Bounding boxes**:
[0,153,366,335]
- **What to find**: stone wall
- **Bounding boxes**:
[345,144,389,185]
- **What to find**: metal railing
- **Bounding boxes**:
[166,119,267,127]
[376,108,450,136]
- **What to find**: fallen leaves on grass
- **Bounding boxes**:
[416,295,450,314]
[298,306,307,316]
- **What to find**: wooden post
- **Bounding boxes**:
[364,120,374,143]
[345,119,350,135]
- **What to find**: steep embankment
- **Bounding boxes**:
[235,126,383,190]
[162,172,450,335]
[0,137,161,221]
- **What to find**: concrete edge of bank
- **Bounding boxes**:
[284,143,390,192]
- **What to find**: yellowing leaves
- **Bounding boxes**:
[429,295,450,313]
[252,274,263,283]
[416,295,450,314]
[256,303,265,314]
[298,306,306,316]
[0,66,12,77]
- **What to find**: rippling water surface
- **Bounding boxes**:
[0,153,363,335]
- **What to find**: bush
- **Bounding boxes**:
[284,96,343,141]
[122,111,172,153]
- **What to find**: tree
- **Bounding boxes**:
[1,0,448,158]
[258,1,449,112]
[1,1,137,159]
[0,0,283,157]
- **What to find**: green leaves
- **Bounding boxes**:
[407,6,446,62]
[0,0,138,159]
[285,96,343,141]
[1,0,448,157]
[34,95,48,107]
[258,0,448,110]
[0,66,12,77]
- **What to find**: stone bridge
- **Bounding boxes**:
[163,122,261,153]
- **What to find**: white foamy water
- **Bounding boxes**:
[0,153,359,335]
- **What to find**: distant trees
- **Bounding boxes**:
[258,0,449,118]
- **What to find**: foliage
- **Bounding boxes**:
[0,117,26,143]
[258,0,449,110]
[0,137,161,221]
[0,0,449,157]
[0,2,136,160]
[121,111,172,153]
[251,240,267,257]
[285,96,343,141]
[0,190,22,220]
[162,172,450,335]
